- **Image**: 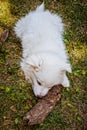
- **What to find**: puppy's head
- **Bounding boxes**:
[21,53,71,98]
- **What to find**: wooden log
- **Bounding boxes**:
[23,84,63,125]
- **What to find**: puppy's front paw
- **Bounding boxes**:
[62,75,70,87]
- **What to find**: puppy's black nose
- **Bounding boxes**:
[37,95,43,98]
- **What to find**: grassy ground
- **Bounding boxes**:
[0,0,87,130]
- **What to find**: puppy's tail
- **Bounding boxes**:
[36,3,44,12]
[14,17,26,39]
[14,3,45,39]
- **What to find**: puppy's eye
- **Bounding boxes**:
[37,80,42,86]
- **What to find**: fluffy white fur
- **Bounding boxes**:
[14,3,71,97]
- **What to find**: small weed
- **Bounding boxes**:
[14,118,19,125]
[77,116,82,122]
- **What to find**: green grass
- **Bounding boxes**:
[0,0,87,129]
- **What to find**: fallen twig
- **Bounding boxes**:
[0,29,9,44]
[23,84,63,125]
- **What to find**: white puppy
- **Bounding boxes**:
[14,3,71,98]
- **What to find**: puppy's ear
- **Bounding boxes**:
[25,55,43,71]
[62,62,72,73]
